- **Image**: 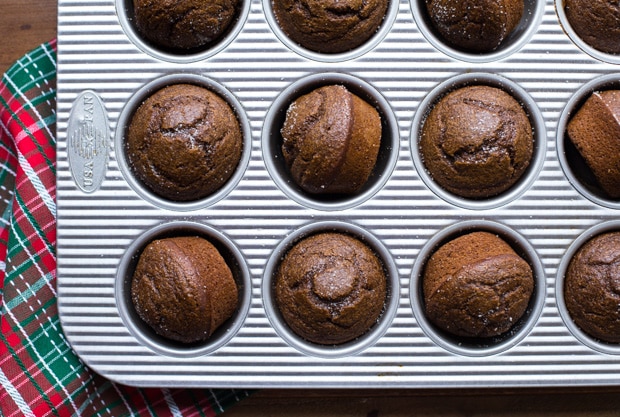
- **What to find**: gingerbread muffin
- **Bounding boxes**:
[564,232,620,344]
[422,231,534,338]
[564,0,620,55]
[566,90,620,199]
[272,0,389,54]
[126,84,242,202]
[133,0,240,51]
[275,232,387,345]
[131,236,239,344]
[281,85,381,195]
[420,85,533,199]
[425,0,524,53]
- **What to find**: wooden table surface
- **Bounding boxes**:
[4,1,620,415]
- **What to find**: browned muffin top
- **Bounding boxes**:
[422,231,534,338]
[272,0,389,53]
[281,85,381,195]
[567,90,620,199]
[131,236,239,344]
[275,232,387,345]
[564,232,620,344]
[425,0,524,53]
[564,0,620,55]
[133,0,240,51]
[126,83,242,202]
[419,85,533,199]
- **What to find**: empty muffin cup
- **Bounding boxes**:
[557,74,620,209]
[412,0,544,63]
[115,73,251,211]
[262,221,400,358]
[410,220,546,356]
[115,221,251,357]
[262,73,399,211]
[115,0,249,63]
[411,72,546,210]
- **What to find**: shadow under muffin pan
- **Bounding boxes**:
[410,220,546,357]
[262,221,400,358]
[556,73,620,210]
[410,72,547,211]
[115,221,251,358]
[114,73,252,212]
[411,0,545,63]
[115,0,250,63]
[555,0,620,66]
[57,0,620,389]
[555,220,620,356]
[262,72,400,211]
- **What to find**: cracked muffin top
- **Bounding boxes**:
[272,0,389,53]
[126,83,243,202]
[425,0,524,53]
[133,0,241,51]
[275,232,387,345]
[419,85,533,199]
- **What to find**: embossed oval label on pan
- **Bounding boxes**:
[67,90,109,193]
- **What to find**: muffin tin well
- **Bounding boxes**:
[410,220,546,357]
[556,74,620,210]
[556,0,620,66]
[556,220,620,356]
[115,221,251,357]
[412,0,545,63]
[262,221,400,358]
[410,72,546,210]
[57,0,620,388]
[116,0,251,62]
[263,0,400,62]
[114,73,252,211]
[262,72,400,211]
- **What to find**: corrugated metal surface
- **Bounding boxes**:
[57,0,620,388]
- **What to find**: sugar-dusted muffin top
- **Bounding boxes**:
[126,83,242,202]
[275,232,387,344]
[425,0,524,53]
[133,0,240,51]
[419,85,533,199]
[281,85,381,194]
[272,0,389,53]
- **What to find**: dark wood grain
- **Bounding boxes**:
[225,388,620,416]
[0,0,57,73]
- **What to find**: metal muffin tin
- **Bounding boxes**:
[57,0,620,388]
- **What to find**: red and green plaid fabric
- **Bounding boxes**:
[0,40,252,417]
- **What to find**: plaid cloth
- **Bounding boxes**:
[0,40,253,417]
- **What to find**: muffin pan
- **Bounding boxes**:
[57,0,620,388]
